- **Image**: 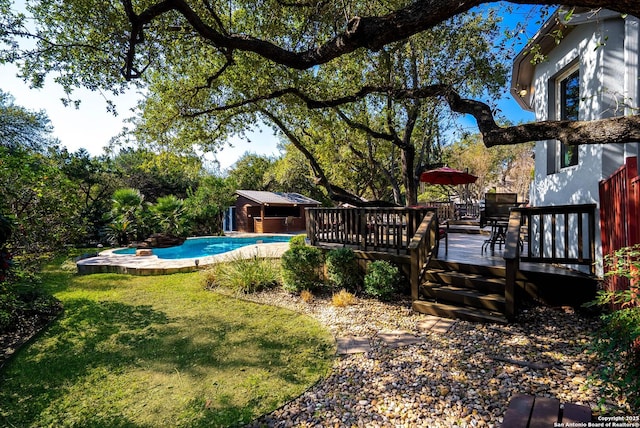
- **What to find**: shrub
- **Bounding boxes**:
[332,289,357,307]
[280,246,323,293]
[364,260,399,300]
[202,256,281,294]
[300,290,314,303]
[587,245,640,412]
[325,248,361,293]
[289,234,307,248]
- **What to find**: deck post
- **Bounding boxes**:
[410,247,419,301]
[504,210,523,321]
[306,208,316,246]
[358,209,367,250]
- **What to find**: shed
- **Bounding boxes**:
[235,190,321,233]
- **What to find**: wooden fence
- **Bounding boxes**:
[599,156,640,301]
[600,157,638,259]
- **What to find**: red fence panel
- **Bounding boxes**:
[631,175,640,245]
[599,157,639,302]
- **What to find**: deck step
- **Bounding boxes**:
[412,300,508,324]
[428,259,508,279]
[424,270,505,294]
[447,225,485,235]
[421,284,506,312]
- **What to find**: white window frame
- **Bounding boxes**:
[555,64,580,170]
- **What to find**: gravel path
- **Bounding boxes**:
[233,289,611,427]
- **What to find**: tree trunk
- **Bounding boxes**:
[402,145,417,206]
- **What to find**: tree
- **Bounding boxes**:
[226,152,274,191]
[184,175,235,235]
[111,148,202,201]
[126,8,504,206]
[0,92,86,253]
[3,0,637,153]
[108,187,146,244]
[0,91,54,152]
[268,146,331,205]
[57,148,122,242]
[443,133,534,202]
[150,195,186,236]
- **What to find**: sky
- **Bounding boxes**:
[0,2,541,171]
[0,63,281,171]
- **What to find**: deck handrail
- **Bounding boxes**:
[306,207,434,254]
[408,212,439,300]
[513,204,597,275]
[504,204,597,320]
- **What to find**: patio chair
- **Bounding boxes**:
[481,193,518,252]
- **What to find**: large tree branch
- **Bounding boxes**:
[184,83,640,147]
[122,0,639,80]
[261,108,400,206]
[481,115,640,147]
[260,108,367,206]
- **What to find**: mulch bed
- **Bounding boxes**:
[0,301,63,369]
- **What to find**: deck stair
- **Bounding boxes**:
[413,259,512,324]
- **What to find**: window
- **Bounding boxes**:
[558,69,579,168]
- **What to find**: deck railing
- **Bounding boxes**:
[515,204,597,274]
[408,212,439,300]
[306,207,434,255]
[504,204,597,320]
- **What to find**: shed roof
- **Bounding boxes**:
[236,190,321,206]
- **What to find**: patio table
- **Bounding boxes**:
[481,216,509,252]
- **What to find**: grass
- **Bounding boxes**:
[0,257,335,427]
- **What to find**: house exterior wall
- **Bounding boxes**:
[527,13,640,274]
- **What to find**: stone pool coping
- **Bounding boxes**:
[76,234,293,275]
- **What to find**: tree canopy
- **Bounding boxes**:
[2,1,639,205]
[3,0,638,148]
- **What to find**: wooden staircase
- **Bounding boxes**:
[412,259,511,324]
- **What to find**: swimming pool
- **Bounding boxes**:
[112,235,293,259]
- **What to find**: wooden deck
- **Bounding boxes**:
[437,230,592,278]
[307,206,599,322]
[432,230,598,310]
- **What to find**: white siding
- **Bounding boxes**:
[528,15,635,274]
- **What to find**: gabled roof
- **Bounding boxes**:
[235,190,321,206]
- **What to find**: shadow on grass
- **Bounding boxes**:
[0,295,333,427]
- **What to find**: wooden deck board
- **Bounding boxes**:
[562,403,593,423]
[501,395,535,427]
[502,395,591,428]
[436,233,595,279]
[529,397,560,428]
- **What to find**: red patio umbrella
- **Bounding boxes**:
[419,167,477,185]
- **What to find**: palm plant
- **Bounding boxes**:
[109,188,146,243]
[151,195,186,236]
[105,218,133,246]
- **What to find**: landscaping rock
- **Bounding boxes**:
[137,233,185,249]
[239,290,612,427]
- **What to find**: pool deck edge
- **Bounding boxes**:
[76,241,290,276]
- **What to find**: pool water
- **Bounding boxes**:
[112,235,292,259]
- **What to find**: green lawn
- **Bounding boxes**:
[0,262,334,427]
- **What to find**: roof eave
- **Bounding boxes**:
[511,7,621,112]
[511,12,568,112]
